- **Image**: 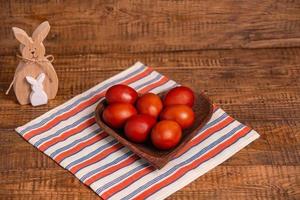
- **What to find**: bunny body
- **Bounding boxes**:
[14,61,58,105]
[11,21,58,105]
[26,73,48,106]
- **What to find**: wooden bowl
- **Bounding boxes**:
[95,91,214,169]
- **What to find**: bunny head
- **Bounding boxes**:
[12,21,50,60]
[25,73,45,92]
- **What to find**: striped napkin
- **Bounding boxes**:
[16,61,259,200]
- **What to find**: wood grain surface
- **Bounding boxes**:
[0,0,299,199]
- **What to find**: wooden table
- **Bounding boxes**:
[0,1,299,199]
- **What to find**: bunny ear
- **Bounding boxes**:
[25,76,37,85]
[12,27,32,46]
[37,73,45,83]
[32,21,50,43]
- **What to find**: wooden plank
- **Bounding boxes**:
[0,165,299,199]
[0,119,298,168]
[0,168,99,199]
[0,126,299,199]
[1,48,299,127]
[167,166,300,200]
[0,0,300,55]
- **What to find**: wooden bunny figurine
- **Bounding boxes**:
[7,21,58,105]
[25,73,48,106]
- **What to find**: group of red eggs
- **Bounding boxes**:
[102,84,196,150]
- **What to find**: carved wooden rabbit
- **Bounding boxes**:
[8,21,58,105]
